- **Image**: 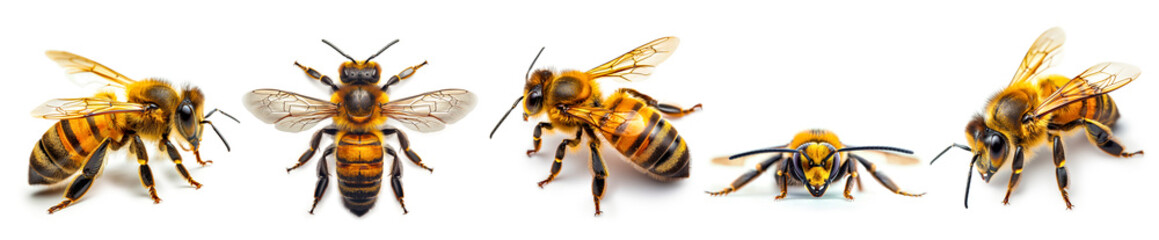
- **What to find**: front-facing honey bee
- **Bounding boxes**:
[929,27,1143,209]
[244,39,475,216]
[708,129,924,200]
[29,51,236,214]
[490,36,701,215]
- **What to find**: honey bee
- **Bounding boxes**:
[243,39,476,216]
[929,27,1143,209]
[490,36,701,215]
[29,51,236,214]
[707,129,924,200]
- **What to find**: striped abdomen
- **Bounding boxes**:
[29,114,123,185]
[1042,76,1121,128]
[334,131,385,216]
[600,93,690,181]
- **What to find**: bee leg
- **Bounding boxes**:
[293,62,339,91]
[385,146,408,214]
[842,156,858,200]
[851,154,925,197]
[289,127,338,172]
[130,134,162,202]
[538,128,583,188]
[1002,146,1026,205]
[382,128,432,172]
[309,145,335,214]
[162,136,202,189]
[381,61,428,92]
[526,122,554,156]
[775,163,789,199]
[48,138,111,214]
[855,169,864,192]
[1049,134,1074,209]
[706,154,783,196]
[588,133,608,216]
[617,88,702,117]
[1081,119,1143,158]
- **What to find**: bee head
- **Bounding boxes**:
[322,39,398,85]
[174,86,205,151]
[795,143,839,197]
[523,69,552,119]
[965,115,1006,182]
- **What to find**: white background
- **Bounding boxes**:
[2,0,1156,239]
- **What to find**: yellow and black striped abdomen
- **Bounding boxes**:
[334,131,385,215]
[29,114,122,185]
[1050,94,1120,129]
[601,93,690,181]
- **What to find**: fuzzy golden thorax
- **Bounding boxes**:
[124,79,179,139]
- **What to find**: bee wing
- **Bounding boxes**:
[382,89,476,133]
[585,36,679,82]
[562,106,648,136]
[31,97,146,119]
[45,51,137,90]
[243,89,338,132]
[1032,62,1140,118]
[1008,27,1065,86]
[854,150,921,165]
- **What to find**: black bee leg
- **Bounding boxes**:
[852,154,924,197]
[1082,119,1143,158]
[161,136,201,188]
[130,134,162,203]
[1002,146,1026,205]
[526,122,553,156]
[385,147,408,214]
[587,130,608,216]
[289,128,338,172]
[48,138,111,214]
[617,88,702,117]
[294,62,339,91]
[1048,134,1074,209]
[706,154,784,196]
[382,128,432,172]
[381,61,428,92]
[309,145,335,214]
[538,128,583,188]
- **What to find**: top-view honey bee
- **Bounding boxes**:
[244,39,475,216]
[490,36,701,215]
[708,129,924,200]
[29,51,236,214]
[929,27,1142,209]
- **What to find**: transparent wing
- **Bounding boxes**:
[31,97,145,119]
[45,51,137,90]
[586,36,679,82]
[1009,27,1065,86]
[562,106,647,136]
[243,89,337,132]
[854,150,921,165]
[1033,62,1140,118]
[382,89,476,133]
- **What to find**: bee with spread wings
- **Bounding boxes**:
[490,36,701,215]
[243,39,475,216]
[930,27,1143,209]
[29,51,236,214]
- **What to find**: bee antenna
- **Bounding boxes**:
[929,143,972,165]
[200,120,231,152]
[366,39,401,62]
[204,108,240,123]
[964,154,979,209]
[526,47,545,81]
[489,96,524,139]
[728,148,800,160]
[321,39,357,63]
